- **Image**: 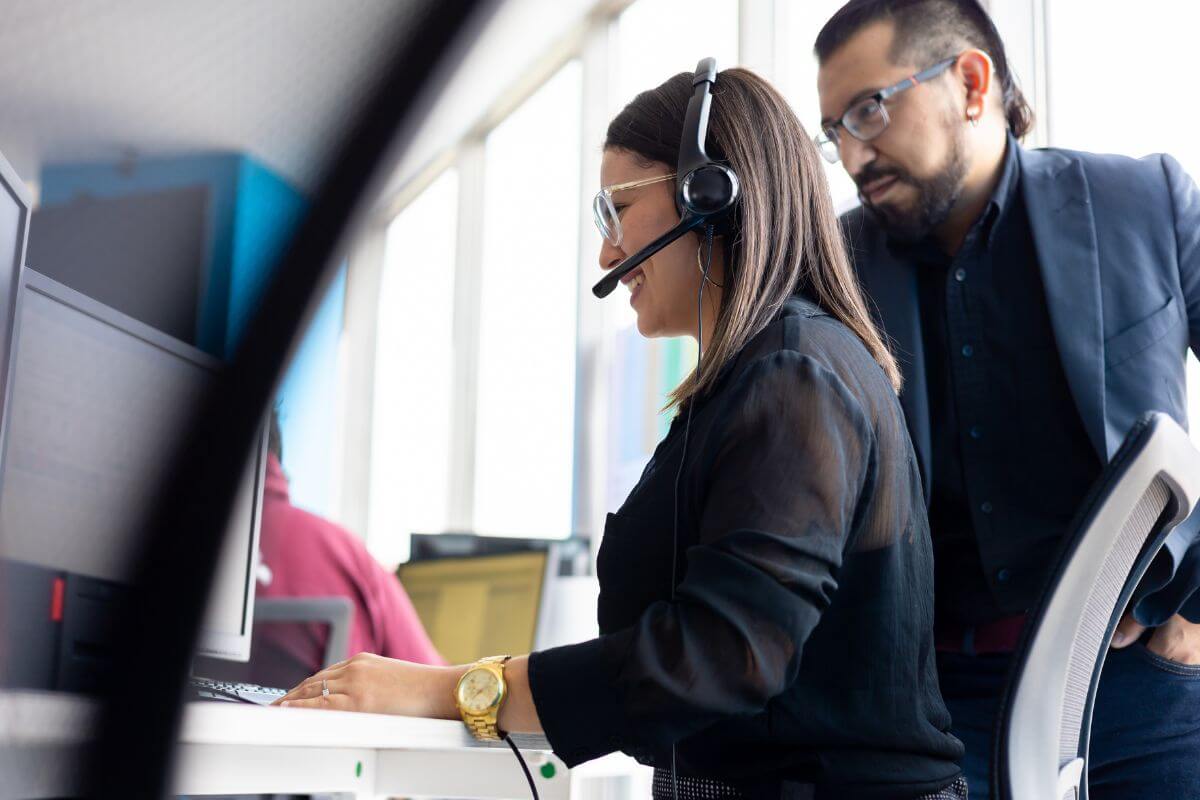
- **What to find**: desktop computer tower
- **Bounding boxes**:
[0,558,131,694]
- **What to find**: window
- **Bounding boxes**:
[473,61,583,538]
[613,0,739,117]
[1046,0,1200,179]
[602,0,738,510]
[1043,0,1200,441]
[368,169,458,565]
[775,0,862,213]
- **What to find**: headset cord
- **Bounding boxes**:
[669,224,715,800]
[504,733,540,800]
[504,229,715,800]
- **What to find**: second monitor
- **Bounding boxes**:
[0,269,266,690]
[397,549,552,665]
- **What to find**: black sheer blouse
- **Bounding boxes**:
[527,297,963,799]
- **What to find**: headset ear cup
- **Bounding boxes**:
[680,164,740,233]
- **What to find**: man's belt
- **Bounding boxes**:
[935,613,1028,655]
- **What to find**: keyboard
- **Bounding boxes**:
[188,675,287,705]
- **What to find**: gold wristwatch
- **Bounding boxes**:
[454,654,511,741]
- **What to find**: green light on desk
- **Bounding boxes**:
[540,763,556,780]
[356,761,363,778]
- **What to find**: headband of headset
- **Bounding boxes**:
[592,57,740,299]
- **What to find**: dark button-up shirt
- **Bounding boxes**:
[897,137,1101,625]
[527,297,962,799]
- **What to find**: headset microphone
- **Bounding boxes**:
[591,58,739,299]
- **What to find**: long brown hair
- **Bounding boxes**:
[606,67,902,407]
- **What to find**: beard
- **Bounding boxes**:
[857,128,968,244]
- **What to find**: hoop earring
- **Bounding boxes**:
[697,244,724,288]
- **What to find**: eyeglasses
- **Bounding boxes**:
[815,55,959,164]
[592,173,676,247]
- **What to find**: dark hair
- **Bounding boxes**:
[814,0,1034,139]
[605,68,902,404]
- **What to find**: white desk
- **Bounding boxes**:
[0,690,569,799]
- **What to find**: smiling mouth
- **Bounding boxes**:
[622,268,645,299]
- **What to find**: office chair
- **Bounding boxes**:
[994,412,1200,800]
[254,595,353,667]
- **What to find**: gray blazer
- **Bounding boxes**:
[843,144,1200,623]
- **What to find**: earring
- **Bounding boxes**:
[968,111,980,128]
[697,244,724,288]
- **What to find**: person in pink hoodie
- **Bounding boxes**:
[252,412,443,684]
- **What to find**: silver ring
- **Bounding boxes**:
[321,679,329,698]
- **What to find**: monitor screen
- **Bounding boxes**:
[0,270,265,662]
[397,550,551,664]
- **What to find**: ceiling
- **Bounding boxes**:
[0,0,605,205]
[0,0,419,191]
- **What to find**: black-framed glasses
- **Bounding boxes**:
[815,55,959,164]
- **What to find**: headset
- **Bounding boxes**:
[506,58,740,800]
[592,57,739,800]
[591,57,740,299]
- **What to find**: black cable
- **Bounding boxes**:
[668,224,715,800]
[503,228,717,800]
[504,733,540,800]
[671,226,713,600]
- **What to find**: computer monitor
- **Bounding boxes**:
[0,270,267,672]
[397,549,554,665]
[0,149,31,477]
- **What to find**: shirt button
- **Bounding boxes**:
[954,268,967,282]
[997,568,1013,584]
[980,501,994,514]
[970,426,983,439]
[961,344,974,357]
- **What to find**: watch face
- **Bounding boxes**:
[457,668,501,715]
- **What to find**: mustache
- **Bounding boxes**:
[854,165,913,195]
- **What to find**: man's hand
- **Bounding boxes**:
[1111,612,1200,665]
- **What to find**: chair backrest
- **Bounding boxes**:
[995,412,1200,800]
[254,595,353,668]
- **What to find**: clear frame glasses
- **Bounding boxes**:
[592,173,676,247]
[815,55,959,164]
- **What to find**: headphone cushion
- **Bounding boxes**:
[680,165,738,216]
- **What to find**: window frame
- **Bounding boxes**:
[344,0,1042,561]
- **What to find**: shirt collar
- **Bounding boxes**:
[980,131,1022,249]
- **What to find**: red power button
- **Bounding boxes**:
[50,578,65,622]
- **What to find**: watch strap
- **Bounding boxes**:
[465,714,504,741]
[459,654,513,741]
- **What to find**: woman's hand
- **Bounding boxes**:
[273,652,464,718]
[271,652,544,734]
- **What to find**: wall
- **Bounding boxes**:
[38,153,344,519]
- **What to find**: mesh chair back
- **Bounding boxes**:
[995,413,1200,800]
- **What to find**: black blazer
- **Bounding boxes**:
[844,145,1200,624]
[528,297,963,799]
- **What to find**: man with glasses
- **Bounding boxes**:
[814,1,1200,798]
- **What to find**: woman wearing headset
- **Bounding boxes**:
[277,65,965,800]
